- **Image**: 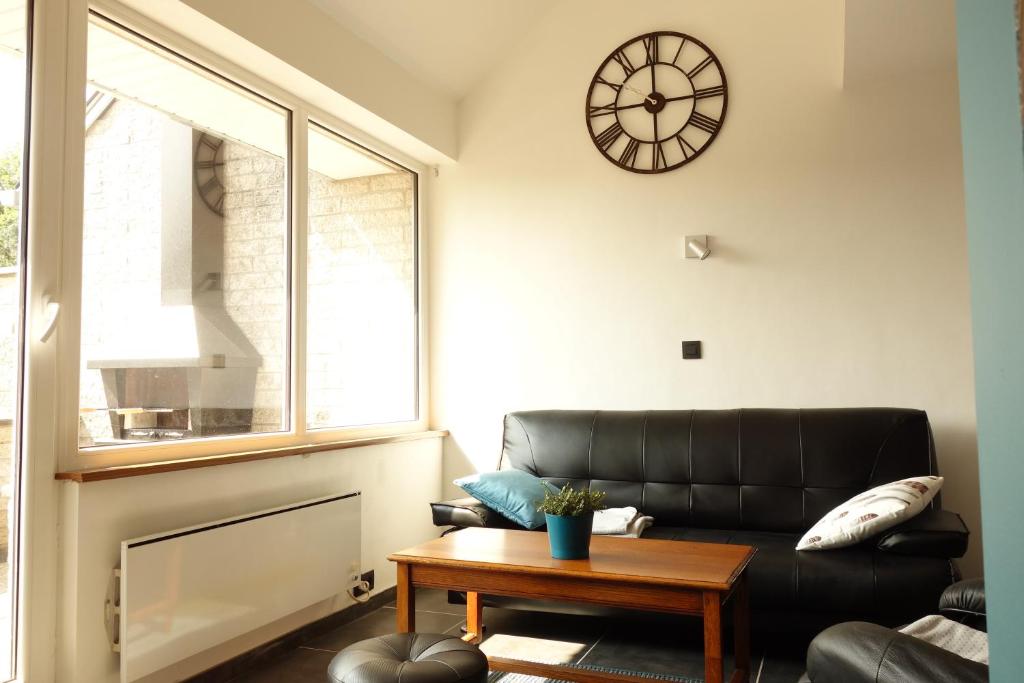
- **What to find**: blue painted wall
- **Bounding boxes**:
[956,1,1024,680]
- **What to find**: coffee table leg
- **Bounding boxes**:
[703,591,724,683]
[463,591,484,644]
[396,562,415,632]
[733,573,751,682]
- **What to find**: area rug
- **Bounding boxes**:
[487,664,701,683]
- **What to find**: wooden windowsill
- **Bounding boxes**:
[55,430,449,483]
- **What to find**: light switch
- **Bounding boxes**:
[682,341,702,359]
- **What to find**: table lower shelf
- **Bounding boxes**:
[486,655,748,683]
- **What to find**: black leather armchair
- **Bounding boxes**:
[801,579,988,683]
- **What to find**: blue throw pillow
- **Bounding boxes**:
[454,470,558,529]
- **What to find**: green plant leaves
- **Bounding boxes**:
[536,484,607,517]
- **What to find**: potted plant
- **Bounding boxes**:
[536,484,607,560]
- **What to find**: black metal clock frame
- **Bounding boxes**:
[585,31,728,174]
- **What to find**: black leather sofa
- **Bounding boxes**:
[432,409,969,631]
[801,578,987,682]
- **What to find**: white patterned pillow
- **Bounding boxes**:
[796,475,943,551]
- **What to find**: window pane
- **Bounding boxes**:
[79,18,290,448]
[306,124,417,428]
[0,0,28,675]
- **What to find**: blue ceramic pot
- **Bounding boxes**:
[545,511,594,560]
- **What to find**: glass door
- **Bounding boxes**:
[0,0,30,678]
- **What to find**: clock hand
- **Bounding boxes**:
[662,93,696,104]
[650,63,658,169]
[653,110,659,171]
[613,93,695,112]
[618,80,657,104]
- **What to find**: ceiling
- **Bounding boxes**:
[308,0,554,99]
[309,0,958,101]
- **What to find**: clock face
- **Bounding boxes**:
[194,132,226,216]
[586,31,728,173]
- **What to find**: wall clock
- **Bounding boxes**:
[585,31,728,173]
[194,132,226,216]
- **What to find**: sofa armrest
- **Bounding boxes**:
[430,497,521,530]
[875,509,968,558]
[939,578,985,630]
[940,578,984,615]
[806,621,987,683]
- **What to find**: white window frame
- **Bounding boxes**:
[57,1,429,473]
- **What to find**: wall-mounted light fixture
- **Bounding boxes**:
[685,235,712,260]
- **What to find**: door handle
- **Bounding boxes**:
[37,295,59,343]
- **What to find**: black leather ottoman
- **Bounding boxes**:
[327,633,488,683]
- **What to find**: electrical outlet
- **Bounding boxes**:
[352,570,374,598]
[682,340,702,359]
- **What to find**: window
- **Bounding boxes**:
[79,18,290,448]
[78,16,421,453]
[306,124,417,429]
[0,0,29,676]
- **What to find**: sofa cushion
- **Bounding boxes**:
[453,470,557,529]
[641,526,955,622]
[797,476,944,550]
[501,409,940,535]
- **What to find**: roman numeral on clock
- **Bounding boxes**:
[200,176,222,196]
[612,49,636,77]
[595,76,622,93]
[687,55,714,78]
[643,34,659,65]
[588,103,618,118]
[672,37,688,65]
[594,122,625,151]
[675,133,698,159]
[694,85,725,100]
[618,138,640,167]
[654,142,668,171]
[687,112,720,134]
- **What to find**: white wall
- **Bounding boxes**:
[429,0,982,575]
[56,437,442,683]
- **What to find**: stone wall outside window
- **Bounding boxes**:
[73,98,415,441]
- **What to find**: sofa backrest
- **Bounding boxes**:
[500,408,939,534]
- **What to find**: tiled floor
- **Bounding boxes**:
[225,589,810,683]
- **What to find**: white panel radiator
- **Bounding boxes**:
[115,493,361,683]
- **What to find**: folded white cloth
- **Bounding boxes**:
[592,507,655,537]
[592,506,639,535]
[899,614,988,664]
[610,515,654,538]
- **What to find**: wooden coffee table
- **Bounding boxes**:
[388,528,755,683]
